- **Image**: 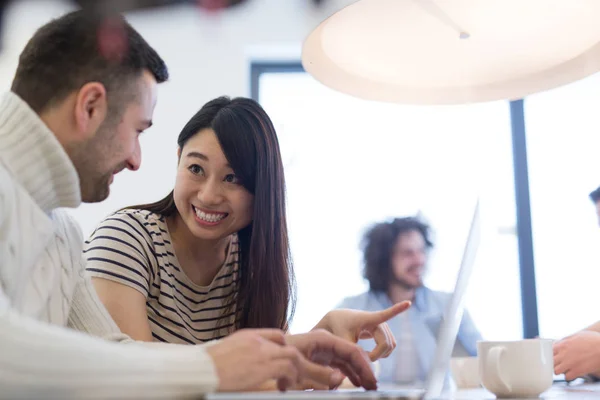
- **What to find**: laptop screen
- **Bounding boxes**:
[423,200,481,398]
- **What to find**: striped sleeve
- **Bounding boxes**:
[84,212,154,297]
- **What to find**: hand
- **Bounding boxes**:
[207,329,316,392]
[554,330,600,381]
[286,329,378,391]
[313,301,411,361]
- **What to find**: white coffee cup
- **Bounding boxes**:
[477,339,553,398]
[450,356,480,389]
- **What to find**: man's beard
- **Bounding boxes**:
[390,268,424,290]
[80,169,113,203]
[69,121,122,203]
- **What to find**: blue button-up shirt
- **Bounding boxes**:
[337,287,482,386]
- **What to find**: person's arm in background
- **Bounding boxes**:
[554,325,600,381]
[581,319,600,379]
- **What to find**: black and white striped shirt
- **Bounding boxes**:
[84,209,239,344]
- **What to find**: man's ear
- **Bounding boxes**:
[73,82,108,140]
[177,147,181,159]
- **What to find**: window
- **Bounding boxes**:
[526,72,600,339]
[257,68,523,339]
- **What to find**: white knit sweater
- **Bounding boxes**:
[0,92,218,399]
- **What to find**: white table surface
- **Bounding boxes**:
[442,383,600,399]
[206,383,600,399]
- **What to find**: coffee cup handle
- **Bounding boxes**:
[487,346,511,393]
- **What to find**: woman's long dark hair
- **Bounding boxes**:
[129,97,295,331]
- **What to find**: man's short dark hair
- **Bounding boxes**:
[362,217,433,292]
[11,10,168,114]
[590,186,600,203]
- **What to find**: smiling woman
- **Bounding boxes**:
[80,96,410,392]
[84,97,293,343]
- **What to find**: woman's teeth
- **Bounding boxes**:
[194,207,226,223]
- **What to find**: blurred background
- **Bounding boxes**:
[2,0,600,341]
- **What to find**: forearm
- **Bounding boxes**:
[1,306,218,399]
[68,270,134,342]
[68,270,220,352]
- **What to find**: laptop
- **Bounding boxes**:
[207,200,482,400]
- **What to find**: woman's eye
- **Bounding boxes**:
[188,164,204,175]
[224,174,239,184]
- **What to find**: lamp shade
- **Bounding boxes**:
[302,0,600,104]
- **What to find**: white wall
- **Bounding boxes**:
[0,0,353,235]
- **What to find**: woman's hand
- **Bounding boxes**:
[312,301,411,361]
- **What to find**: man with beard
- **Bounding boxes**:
[338,217,482,385]
[0,10,383,398]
